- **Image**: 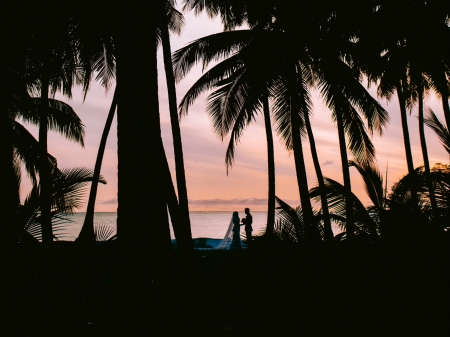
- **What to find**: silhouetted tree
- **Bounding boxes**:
[158,1,194,260]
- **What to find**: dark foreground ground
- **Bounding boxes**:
[1,232,448,336]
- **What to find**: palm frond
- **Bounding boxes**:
[270,67,312,151]
[309,177,379,238]
[172,30,253,82]
[222,83,265,171]
[424,108,450,154]
[19,98,85,146]
[275,196,304,242]
[178,52,246,116]
[11,120,57,183]
[326,57,389,135]
[19,167,106,242]
[349,159,384,208]
[166,3,185,36]
[94,222,116,242]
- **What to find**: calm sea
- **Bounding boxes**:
[59,212,269,241]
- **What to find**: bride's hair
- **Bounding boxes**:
[232,211,238,217]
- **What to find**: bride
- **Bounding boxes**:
[216,211,244,250]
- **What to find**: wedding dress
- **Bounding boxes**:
[192,212,246,250]
[215,212,245,250]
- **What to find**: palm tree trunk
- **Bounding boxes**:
[116,10,172,285]
[290,102,315,237]
[77,87,118,243]
[335,110,354,239]
[262,96,275,236]
[397,83,415,175]
[39,68,52,243]
[396,82,421,215]
[304,111,333,243]
[418,88,438,216]
[161,21,193,259]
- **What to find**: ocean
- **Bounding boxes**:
[59,212,269,241]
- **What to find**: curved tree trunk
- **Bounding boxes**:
[262,96,275,236]
[418,87,438,216]
[290,99,315,239]
[304,111,333,244]
[397,81,420,215]
[161,21,193,260]
[39,69,52,243]
[397,83,415,175]
[335,110,354,239]
[77,87,118,243]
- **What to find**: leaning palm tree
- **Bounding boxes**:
[77,88,117,243]
[157,1,194,258]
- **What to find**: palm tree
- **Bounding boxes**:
[20,8,83,243]
[176,1,389,240]
[77,88,117,243]
[414,74,439,216]
[3,88,85,244]
[74,2,193,263]
[173,28,279,235]
[304,35,388,240]
[114,6,173,282]
[158,1,194,259]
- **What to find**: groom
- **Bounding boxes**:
[242,208,253,248]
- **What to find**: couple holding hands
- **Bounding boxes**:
[231,208,253,248]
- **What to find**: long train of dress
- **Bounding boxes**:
[192,215,247,250]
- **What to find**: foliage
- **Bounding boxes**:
[17,167,106,242]
[94,223,116,242]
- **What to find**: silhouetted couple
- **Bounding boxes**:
[227,208,253,249]
[217,208,253,250]
[241,208,253,248]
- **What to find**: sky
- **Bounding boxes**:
[19,10,449,212]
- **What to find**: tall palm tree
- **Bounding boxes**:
[174,29,279,234]
[114,6,173,282]
[77,88,117,243]
[412,72,439,216]
[75,2,194,261]
[158,1,194,258]
[22,8,83,243]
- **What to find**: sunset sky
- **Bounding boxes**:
[20,9,448,212]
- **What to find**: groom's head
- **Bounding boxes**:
[245,208,250,214]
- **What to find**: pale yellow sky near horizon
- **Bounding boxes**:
[19,10,449,212]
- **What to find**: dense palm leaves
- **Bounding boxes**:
[173,11,389,239]
[18,167,106,243]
